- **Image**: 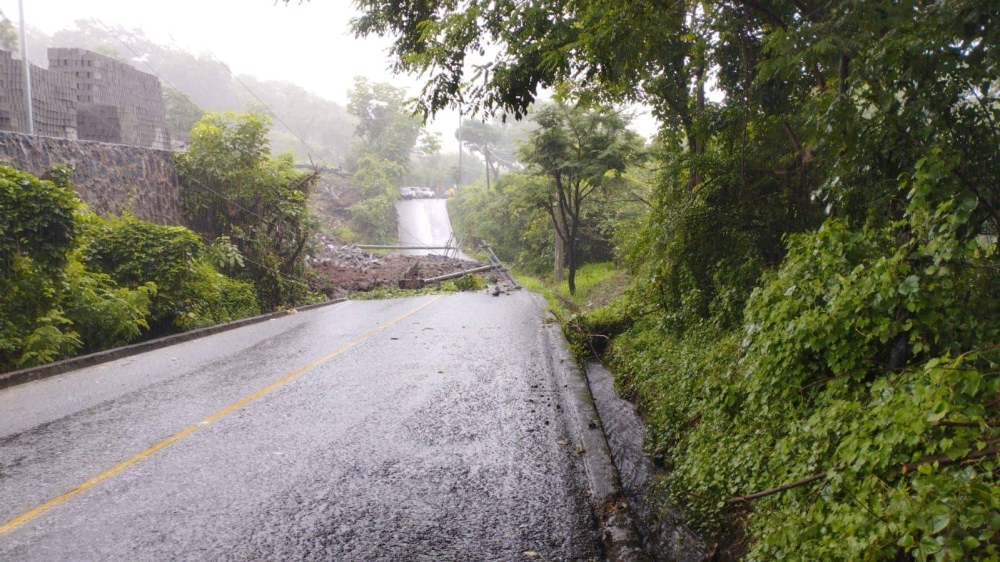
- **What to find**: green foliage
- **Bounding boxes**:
[347,154,403,243]
[348,196,395,244]
[595,199,1000,560]
[359,0,1000,556]
[172,261,260,330]
[343,80,422,243]
[80,213,260,333]
[206,236,245,270]
[0,166,82,370]
[448,173,554,274]
[353,153,405,199]
[0,164,79,274]
[521,101,644,294]
[0,165,260,373]
[452,274,483,292]
[0,9,18,53]
[82,213,204,294]
[162,86,204,138]
[17,309,81,369]
[62,261,154,353]
[176,111,317,311]
[346,77,423,168]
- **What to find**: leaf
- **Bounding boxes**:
[898,275,920,296]
[931,514,950,534]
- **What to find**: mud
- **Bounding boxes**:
[309,254,485,298]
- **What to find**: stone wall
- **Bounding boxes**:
[0,131,183,225]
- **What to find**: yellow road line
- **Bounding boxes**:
[0,296,442,537]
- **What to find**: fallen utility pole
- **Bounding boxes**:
[479,243,520,289]
[422,264,499,284]
[398,264,500,289]
[356,245,455,250]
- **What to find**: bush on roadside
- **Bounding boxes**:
[80,213,259,334]
[453,274,484,292]
[0,164,260,373]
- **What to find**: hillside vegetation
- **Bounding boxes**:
[0,165,258,372]
[351,0,1000,558]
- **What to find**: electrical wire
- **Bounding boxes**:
[80,21,318,291]
[201,45,330,168]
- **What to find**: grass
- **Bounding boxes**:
[514,262,628,320]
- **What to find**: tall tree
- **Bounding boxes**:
[162,87,204,138]
[346,77,423,167]
[0,9,18,54]
[457,119,501,189]
[175,112,318,310]
[520,101,643,294]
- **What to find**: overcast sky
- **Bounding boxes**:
[2,0,658,149]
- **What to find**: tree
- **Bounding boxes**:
[339,0,1000,557]
[175,112,318,310]
[458,119,501,189]
[346,77,423,167]
[0,9,18,54]
[162,86,204,138]
[520,101,643,294]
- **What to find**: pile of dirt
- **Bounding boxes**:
[309,253,487,299]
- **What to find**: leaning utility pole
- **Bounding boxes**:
[457,105,463,186]
[17,0,33,134]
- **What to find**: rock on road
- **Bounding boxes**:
[0,292,602,561]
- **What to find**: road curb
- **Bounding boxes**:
[0,299,346,391]
[540,313,653,562]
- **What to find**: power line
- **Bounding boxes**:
[201,46,330,168]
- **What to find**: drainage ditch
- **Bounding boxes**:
[585,360,708,562]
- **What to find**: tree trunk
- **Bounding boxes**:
[567,250,577,295]
[688,63,706,191]
[553,210,565,283]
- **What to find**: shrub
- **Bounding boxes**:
[0,163,79,274]
[176,112,317,311]
[349,194,396,243]
[80,213,259,333]
[62,260,154,352]
[453,274,484,291]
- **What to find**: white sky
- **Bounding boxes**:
[2,0,659,150]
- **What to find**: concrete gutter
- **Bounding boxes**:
[540,308,653,562]
[0,298,346,390]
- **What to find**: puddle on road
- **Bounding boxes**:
[585,360,707,562]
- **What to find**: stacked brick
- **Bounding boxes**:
[0,50,78,139]
[48,48,170,150]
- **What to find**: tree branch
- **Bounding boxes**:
[726,471,829,505]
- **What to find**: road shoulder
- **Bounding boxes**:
[537,298,653,562]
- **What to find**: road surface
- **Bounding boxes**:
[395,199,471,259]
[0,293,601,561]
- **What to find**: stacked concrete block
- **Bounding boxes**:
[0,50,78,139]
[48,48,171,150]
[76,104,124,144]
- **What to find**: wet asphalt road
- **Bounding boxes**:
[395,199,472,260]
[0,292,601,561]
